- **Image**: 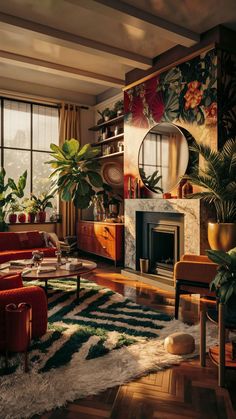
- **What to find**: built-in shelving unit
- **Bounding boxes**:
[89,115,124,159]
[88,115,123,132]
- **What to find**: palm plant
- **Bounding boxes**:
[185,138,236,222]
[47,138,103,209]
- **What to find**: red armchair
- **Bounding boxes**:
[174,254,218,319]
[0,273,47,351]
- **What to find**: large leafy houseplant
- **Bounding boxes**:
[0,168,27,230]
[47,139,103,209]
[207,247,236,322]
[185,138,236,223]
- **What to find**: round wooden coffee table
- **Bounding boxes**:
[22,258,97,299]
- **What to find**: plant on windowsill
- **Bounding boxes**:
[47,138,103,209]
[8,199,22,224]
[184,138,236,251]
[0,168,27,231]
[30,192,55,223]
[206,247,236,323]
[22,198,38,223]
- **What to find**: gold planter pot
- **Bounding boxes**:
[208,222,236,251]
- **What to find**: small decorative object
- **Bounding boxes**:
[177,178,187,198]
[164,332,195,355]
[108,196,121,218]
[28,212,36,223]
[117,141,124,152]
[127,176,132,198]
[55,250,62,267]
[163,192,171,199]
[140,258,149,274]
[36,210,46,223]
[182,180,193,198]
[18,212,26,223]
[93,195,104,221]
[32,250,44,268]
[9,213,17,223]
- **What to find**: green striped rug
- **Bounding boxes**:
[0,278,218,419]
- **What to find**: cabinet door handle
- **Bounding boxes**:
[102,246,106,249]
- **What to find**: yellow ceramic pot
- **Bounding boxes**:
[208,222,236,251]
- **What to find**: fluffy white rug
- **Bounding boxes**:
[0,280,219,419]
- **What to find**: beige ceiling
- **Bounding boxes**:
[0,0,235,104]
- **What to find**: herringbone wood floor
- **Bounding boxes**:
[35,258,236,419]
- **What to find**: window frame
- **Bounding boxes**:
[0,97,59,194]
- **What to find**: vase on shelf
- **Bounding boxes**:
[36,211,46,223]
[8,213,17,223]
[18,213,26,223]
[28,212,36,223]
[182,181,193,198]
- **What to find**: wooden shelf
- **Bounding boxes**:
[89,115,123,131]
[94,151,124,160]
[91,133,123,147]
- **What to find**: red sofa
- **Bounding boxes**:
[0,231,56,264]
[0,273,48,351]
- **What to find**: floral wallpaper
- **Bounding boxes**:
[218,50,236,147]
[124,48,218,198]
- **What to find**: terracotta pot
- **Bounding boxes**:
[18,213,26,223]
[9,213,17,223]
[28,212,36,223]
[208,222,236,251]
[36,211,46,223]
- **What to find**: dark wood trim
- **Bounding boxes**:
[125,25,236,88]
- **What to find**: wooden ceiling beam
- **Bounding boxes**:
[0,12,152,70]
[76,0,200,47]
[0,50,124,87]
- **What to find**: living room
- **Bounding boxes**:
[0,1,236,418]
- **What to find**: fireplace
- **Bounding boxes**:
[136,211,184,280]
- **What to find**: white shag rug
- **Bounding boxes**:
[0,279,219,419]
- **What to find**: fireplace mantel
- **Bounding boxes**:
[124,198,208,271]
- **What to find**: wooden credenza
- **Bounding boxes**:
[77,221,124,265]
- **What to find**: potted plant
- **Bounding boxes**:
[185,138,236,251]
[114,100,124,116]
[31,192,55,222]
[8,199,21,223]
[22,198,38,223]
[47,138,103,209]
[207,247,236,323]
[0,168,27,231]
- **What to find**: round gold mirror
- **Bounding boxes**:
[138,122,189,194]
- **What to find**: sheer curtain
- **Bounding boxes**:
[59,103,81,238]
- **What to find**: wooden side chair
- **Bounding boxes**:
[174,254,218,319]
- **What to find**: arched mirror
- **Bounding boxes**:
[138,122,189,194]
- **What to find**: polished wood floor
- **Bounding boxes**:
[35,259,236,419]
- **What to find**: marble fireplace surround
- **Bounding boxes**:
[124,198,208,271]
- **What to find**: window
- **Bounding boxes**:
[0,98,59,209]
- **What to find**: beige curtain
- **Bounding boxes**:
[58,103,81,239]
